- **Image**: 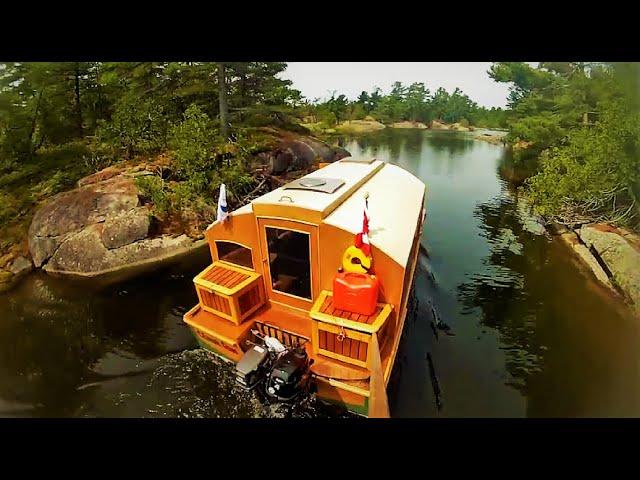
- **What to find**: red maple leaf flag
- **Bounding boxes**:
[354,195,371,257]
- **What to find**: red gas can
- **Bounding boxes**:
[333,272,380,316]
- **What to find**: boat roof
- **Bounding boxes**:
[252,159,385,220]
[252,158,426,267]
[323,162,425,266]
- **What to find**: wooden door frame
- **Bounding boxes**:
[257,217,319,312]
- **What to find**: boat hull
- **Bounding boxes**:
[190,326,244,363]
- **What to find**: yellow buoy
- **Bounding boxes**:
[342,245,372,273]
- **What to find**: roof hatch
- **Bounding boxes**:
[283,177,345,194]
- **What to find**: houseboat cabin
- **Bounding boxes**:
[183,157,426,417]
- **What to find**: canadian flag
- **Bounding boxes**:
[354,195,371,257]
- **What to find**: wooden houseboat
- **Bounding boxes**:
[183,157,426,417]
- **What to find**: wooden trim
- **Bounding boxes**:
[183,320,237,347]
[257,218,319,311]
[371,304,394,332]
[252,161,384,223]
[229,295,240,321]
[212,240,255,270]
[383,200,426,384]
[317,348,368,368]
[238,284,265,321]
[311,318,320,355]
[217,259,254,273]
[193,261,265,325]
[368,333,390,418]
[315,376,370,398]
[201,303,234,322]
[268,299,312,315]
[315,321,371,342]
[255,216,319,227]
[256,321,311,342]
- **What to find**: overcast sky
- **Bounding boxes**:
[280,62,512,108]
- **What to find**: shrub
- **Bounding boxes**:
[526,98,640,228]
[0,191,19,226]
[136,175,172,216]
[169,104,217,187]
[101,93,168,158]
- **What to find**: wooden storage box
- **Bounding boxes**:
[309,290,393,369]
[193,261,265,325]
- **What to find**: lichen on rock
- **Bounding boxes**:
[577,224,640,310]
[28,171,199,278]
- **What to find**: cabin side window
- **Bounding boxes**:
[215,241,254,270]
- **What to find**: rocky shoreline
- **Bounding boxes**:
[0,130,348,293]
[553,222,640,314]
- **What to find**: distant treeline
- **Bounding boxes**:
[296,82,509,129]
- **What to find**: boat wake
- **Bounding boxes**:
[138,349,357,418]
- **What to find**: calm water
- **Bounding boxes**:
[343,129,640,417]
[1,128,639,417]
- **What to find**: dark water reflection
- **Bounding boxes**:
[0,249,206,417]
[2,128,638,417]
[345,129,640,417]
[0,247,355,418]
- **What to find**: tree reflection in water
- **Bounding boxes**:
[457,184,548,391]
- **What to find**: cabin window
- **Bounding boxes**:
[265,227,311,300]
[215,241,254,269]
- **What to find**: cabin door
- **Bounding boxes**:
[257,218,319,312]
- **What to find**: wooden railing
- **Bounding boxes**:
[194,261,265,325]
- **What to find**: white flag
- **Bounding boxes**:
[217,183,229,223]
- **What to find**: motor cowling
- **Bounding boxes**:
[235,344,269,390]
[265,346,312,402]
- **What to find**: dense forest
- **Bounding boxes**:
[1,61,639,262]
[489,62,639,230]
[0,62,305,253]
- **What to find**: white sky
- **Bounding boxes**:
[280,62,511,108]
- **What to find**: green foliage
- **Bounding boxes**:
[489,62,556,107]
[302,82,505,129]
[0,61,306,254]
[491,62,640,229]
[0,191,20,225]
[169,104,218,186]
[164,103,257,218]
[100,92,168,158]
[136,175,172,216]
[526,96,640,228]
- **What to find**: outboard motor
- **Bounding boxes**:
[235,330,313,402]
[265,345,313,402]
[235,343,270,390]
